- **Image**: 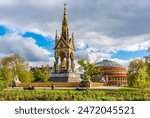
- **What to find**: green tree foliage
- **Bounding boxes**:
[32,65,50,82]
[78,60,101,81]
[0,54,34,85]
[0,66,14,85]
[146,47,150,76]
[0,80,7,89]
[33,69,43,82]
[18,70,34,82]
[127,59,150,88]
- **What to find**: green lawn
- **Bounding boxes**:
[0,88,150,101]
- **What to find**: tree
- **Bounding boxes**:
[0,66,14,85]
[0,54,34,85]
[1,54,25,74]
[18,70,34,82]
[33,69,43,82]
[78,60,101,81]
[146,47,150,76]
[0,71,7,89]
[127,59,150,88]
[41,65,50,82]
[135,67,150,88]
[32,65,50,82]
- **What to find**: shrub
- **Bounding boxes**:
[0,89,150,101]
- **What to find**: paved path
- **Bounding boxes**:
[92,86,123,90]
[7,86,124,90]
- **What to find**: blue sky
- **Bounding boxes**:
[0,0,150,67]
[22,32,51,47]
[111,50,148,60]
[22,32,54,57]
[1,26,147,60]
[0,25,8,35]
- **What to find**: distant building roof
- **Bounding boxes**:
[96,59,122,67]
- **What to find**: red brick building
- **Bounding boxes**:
[96,60,127,86]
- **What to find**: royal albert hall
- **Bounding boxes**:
[96,60,128,86]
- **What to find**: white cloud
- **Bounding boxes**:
[109,58,131,67]
[75,32,150,68]
[0,0,64,7]
[119,34,150,51]
[0,0,150,67]
[29,57,54,67]
[0,33,52,63]
[77,32,150,53]
[75,50,89,60]
[75,48,112,63]
[0,0,17,6]
[1,0,150,38]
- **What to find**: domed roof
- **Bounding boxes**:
[96,60,122,67]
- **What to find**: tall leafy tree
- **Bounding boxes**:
[0,54,33,85]
[146,47,150,76]
[78,60,101,81]
[127,59,150,88]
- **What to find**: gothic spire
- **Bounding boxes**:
[72,32,74,39]
[55,30,58,39]
[55,30,59,45]
[61,3,69,41]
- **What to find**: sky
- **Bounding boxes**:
[0,0,150,67]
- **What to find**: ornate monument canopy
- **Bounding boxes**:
[54,3,75,73]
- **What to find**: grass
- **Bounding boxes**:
[0,87,150,101]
